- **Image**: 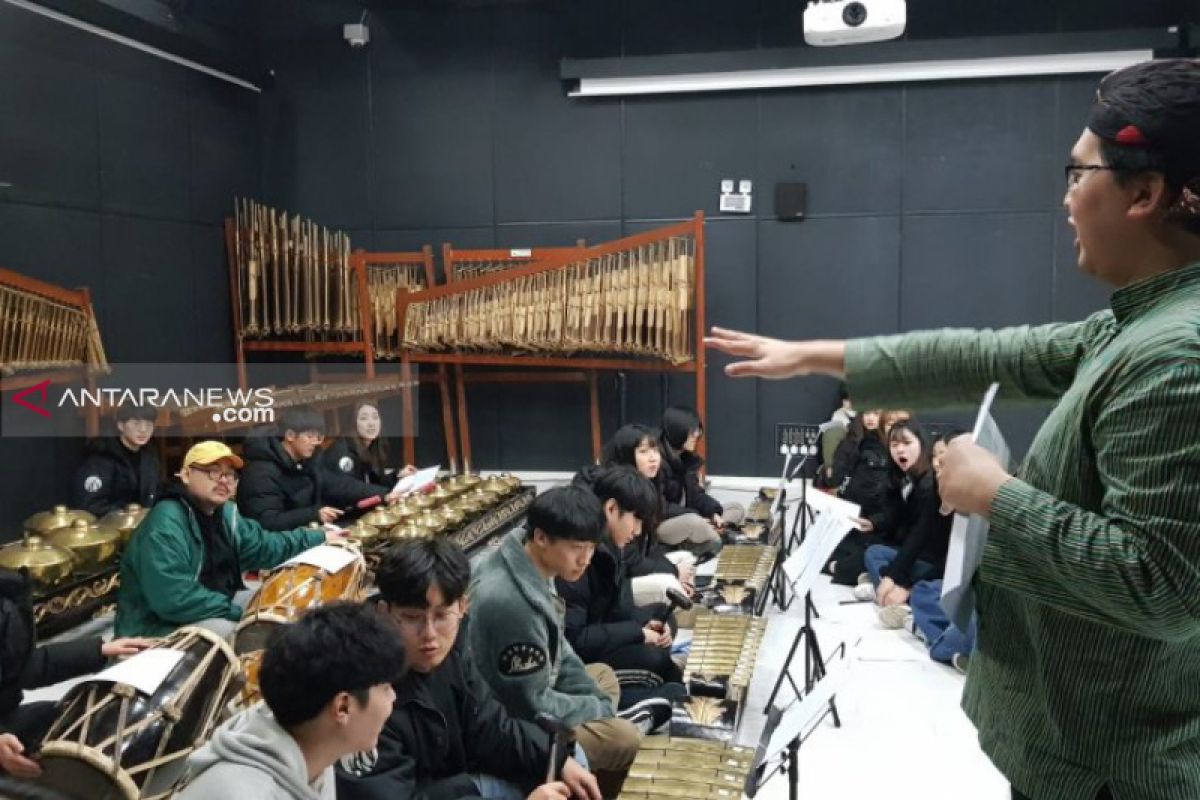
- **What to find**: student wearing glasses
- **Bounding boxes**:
[238,407,399,530]
[113,440,342,639]
[708,59,1200,800]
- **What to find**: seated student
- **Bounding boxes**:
[856,420,952,606]
[338,538,601,800]
[886,578,977,675]
[70,405,161,516]
[239,407,398,530]
[817,384,856,480]
[115,441,340,639]
[468,486,649,798]
[657,405,744,538]
[557,467,684,703]
[177,603,406,800]
[0,570,152,777]
[824,410,895,585]
[321,400,417,487]
[594,425,696,607]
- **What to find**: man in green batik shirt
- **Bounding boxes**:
[708,59,1200,800]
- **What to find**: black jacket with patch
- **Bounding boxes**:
[657,436,723,520]
[69,437,160,517]
[236,433,389,530]
[0,569,106,733]
[335,629,561,800]
[320,438,396,487]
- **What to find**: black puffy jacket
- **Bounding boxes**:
[320,438,397,487]
[571,465,677,580]
[657,435,723,520]
[69,437,160,517]
[881,471,953,588]
[335,628,560,800]
[236,434,389,530]
[0,569,106,733]
[831,435,895,534]
[556,538,644,663]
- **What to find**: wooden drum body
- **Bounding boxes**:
[36,626,241,800]
[233,546,367,655]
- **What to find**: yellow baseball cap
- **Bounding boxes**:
[182,441,244,470]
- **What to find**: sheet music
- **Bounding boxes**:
[286,544,360,574]
[941,383,1010,631]
[392,465,440,496]
[781,494,859,598]
[92,649,185,696]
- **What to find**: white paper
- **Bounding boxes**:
[392,465,440,496]
[762,648,852,763]
[285,544,360,574]
[941,383,1011,631]
[781,493,860,597]
[93,648,185,696]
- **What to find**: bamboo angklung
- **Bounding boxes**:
[0,275,109,378]
[402,229,697,365]
[231,198,363,346]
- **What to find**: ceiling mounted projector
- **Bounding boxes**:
[803,0,907,46]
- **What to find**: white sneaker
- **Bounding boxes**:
[852,583,876,602]
[877,603,912,629]
[952,652,970,675]
[856,572,870,585]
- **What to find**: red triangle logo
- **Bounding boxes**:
[13,379,51,418]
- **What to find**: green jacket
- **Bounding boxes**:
[114,493,325,637]
[467,529,612,728]
[846,261,1200,800]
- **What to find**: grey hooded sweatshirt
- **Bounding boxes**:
[176,704,336,800]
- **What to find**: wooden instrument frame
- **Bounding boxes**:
[394,212,708,469]
[0,267,103,436]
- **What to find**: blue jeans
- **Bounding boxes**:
[471,744,589,799]
[863,545,937,589]
[909,579,977,664]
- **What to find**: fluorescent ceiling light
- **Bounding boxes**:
[2,0,260,93]
[569,49,1153,97]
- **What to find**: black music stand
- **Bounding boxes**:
[745,643,849,800]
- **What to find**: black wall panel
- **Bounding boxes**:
[900,212,1055,330]
[623,93,759,221]
[758,86,905,217]
[0,5,100,209]
[904,80,1061,213]
[95,43,192,221]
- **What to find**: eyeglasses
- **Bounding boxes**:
[192,466,240,485]
[1064,163,1119,190]
[390,606,462,633]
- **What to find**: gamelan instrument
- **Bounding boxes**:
[233,543,368,654]
[618,735,755,800]
[698,544,778,615]
[35,626,241,800]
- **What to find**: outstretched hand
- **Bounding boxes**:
[703,327,846,380]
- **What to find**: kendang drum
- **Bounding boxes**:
[233,542,367,654]
[35,626,241,800]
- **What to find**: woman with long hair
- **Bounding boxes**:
[322,400,415,486]
[657,406,742,548]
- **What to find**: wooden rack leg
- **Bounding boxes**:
[454,365,472,474]
[401,359,417,468]
[437,365,459,474]
[588,371,602,465]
